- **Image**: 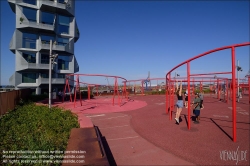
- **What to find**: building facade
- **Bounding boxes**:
[8,0,79,94]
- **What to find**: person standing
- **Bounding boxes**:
[184,90,188,108]
[58,90,63,101]
[199,91,204,109]
[175,81,183,124]
[192,93,201,124]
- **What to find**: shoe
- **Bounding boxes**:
[175,118,179,124]
[194,121,199,124]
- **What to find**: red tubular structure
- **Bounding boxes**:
[187,62,191,129]
[231,47,237,142]
[63,74,127,107]
[248,76,250,104]
[166,42,250,142]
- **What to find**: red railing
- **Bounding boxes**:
[63,74,128,107]
[165,42,250,142]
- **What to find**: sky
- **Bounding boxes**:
[0,0,249,86]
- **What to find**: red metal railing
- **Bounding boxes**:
[165,42,250,142]
[63,74,128,107]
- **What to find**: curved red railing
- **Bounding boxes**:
[165,42,250,142]
[63,74,128,107]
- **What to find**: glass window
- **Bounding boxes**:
[22,52,36,63]
[58,74,65,78]
[41,54,50,64]
[58,25,69,34]
[41,73,49,78]
[58,0,65,4]
[22,73,36,83]
[58,15,70,25]
[58,15,70,34]
[41,73,56,78]
[58,55,70,70]
[41,35,54,45]
[57,37,69,46]
[23,0,37,5]
[23,7,37,22]
[41,11,55,25]
[23,33,37,49]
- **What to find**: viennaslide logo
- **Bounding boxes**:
[220,146,247,165]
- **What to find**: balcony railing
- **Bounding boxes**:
[40,78,65,84]
[41,0,72,10]
[27,63,50,70]
[21,20,54,31]
[41,39,74,53]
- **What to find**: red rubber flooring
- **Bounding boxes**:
[43,94,249,165]
[126,94,249,165]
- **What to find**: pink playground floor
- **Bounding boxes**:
[38,94,250,165]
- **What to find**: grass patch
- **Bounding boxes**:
[0,103,79,165]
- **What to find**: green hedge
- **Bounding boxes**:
[0,103,79,165]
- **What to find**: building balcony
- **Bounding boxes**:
[18,20,55,33]
[40,78,65,85]
[40,0,74,16]
[40,39,74,54]
[9,36,15,53]
[26,63,50,70]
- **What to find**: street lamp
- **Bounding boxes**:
[49,40,58,109]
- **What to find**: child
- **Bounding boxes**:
[191,93,201,123]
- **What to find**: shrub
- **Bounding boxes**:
[0,103,79,165]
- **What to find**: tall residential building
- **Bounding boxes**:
[8,0,79,94]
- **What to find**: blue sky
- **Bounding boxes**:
[1,0,249,85]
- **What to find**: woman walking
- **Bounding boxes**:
[175,81,183,124]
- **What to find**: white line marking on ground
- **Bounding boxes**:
[107,136,139,141]
[228,107,246,112]
[213,115,229,118]
[86,114,105,118]
[155,102,165,105]
[99,125,129,129]
[238,112,249,115]
[95,115,128,120]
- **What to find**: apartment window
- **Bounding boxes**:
[58,74,65,78]
[22,73,36,83]
[58,56,70,70]
[41,73,55,78]
[23,33,37,49]
[58,15,70,34]
[41,11,55,25]
[23,0,37,5]
[41,54,50,64]
[41,35,54,45]
[58,0,65,4]
[23,7,37,22]
[22,52,36,63]
[57,37,69,46]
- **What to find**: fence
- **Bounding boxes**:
[0,89,31,116]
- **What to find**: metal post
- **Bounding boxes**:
[49,40,52,109]
[187,62,191,130]
[166,76,168,114]
[231,47,237,142]
[248,76,250,104]
[237,60,240,102]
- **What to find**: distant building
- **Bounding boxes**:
[8,0,79,94]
